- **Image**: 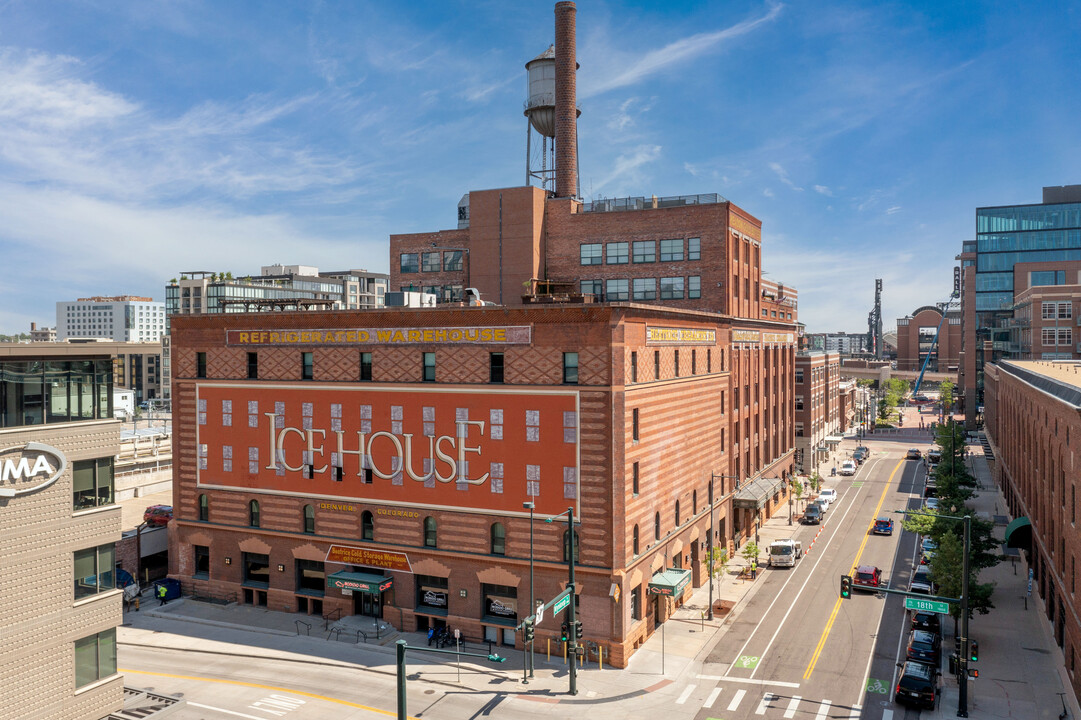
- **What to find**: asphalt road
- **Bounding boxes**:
[687,449,932,720]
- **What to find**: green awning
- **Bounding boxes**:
[647,568,692,597]
[327,570,393,595]
[1004,516,1032,549]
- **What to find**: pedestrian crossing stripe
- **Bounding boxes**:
[677,689,860,718]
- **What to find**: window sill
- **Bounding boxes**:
[74,588,123,608]
[72,503,118,517]
[75,672,122,696]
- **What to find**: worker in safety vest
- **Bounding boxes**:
[157,584,168,606]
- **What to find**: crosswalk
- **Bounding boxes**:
[673,681,861,718]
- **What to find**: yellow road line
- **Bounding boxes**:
[120,668,417,719]
[802,458,906,680]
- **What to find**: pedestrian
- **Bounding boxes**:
[427,626,435,646]
[751,560,758,580]
[157,584,168,606]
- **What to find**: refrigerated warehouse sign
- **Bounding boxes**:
[645,327,716,345]
[731,329,796,345]
[194,384,580,517]
[227,326,532,346]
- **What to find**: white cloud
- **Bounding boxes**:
[769,162,804,192]
[763,187,775,197]
[887,206,902,214]
[590,145,663,196]
[814,185,833,196]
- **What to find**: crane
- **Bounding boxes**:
[912,292,960,399]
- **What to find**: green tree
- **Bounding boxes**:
[939,380,955,412]
[790,478,804,509]
[930,531,996,637]
[741,541,760,571]
[704,547,729,595]
[808,472,822,494]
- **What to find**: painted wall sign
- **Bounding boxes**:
[196,384,580,517]
[762,332,796,344]
[325,544,413,573]
[226,326,532,346]
[0,442,67,497]
[731,330,796,345]
[731,329,761,343]
[645,327,716,345]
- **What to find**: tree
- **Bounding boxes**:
[930,531,996,638]
[903,508,937,538]
[939,379,955,413]
[741,541,760,573]
[808,472,822,494]
[704,547,729,596]
[790,478,804,509]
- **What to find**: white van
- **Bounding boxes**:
[768,538,803,567]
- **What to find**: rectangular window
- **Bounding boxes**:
[400,253,419,273]
[660,277,684,299]
[633,240,656,263]
[194,545,210,579]
[654,351,660,379]
[1043,302,1057,320]
[360,352,372,381]
[580,279,603,299]
[196,352,207,378]
[606,278,629,301]
[296,559,326,594]
[301,352,314,380]
[688,276,701,299]
[421,252,440,272]
[563,352,579,384]
[632,408,640,441]
[630,351,638,383]
[674,350,680,377]
[73,457,114,511]
[632,461,639,494]
[443,251,464,272]
[796,369,804,383]
[632,278,657,301]
[423,352,436,382]
[247,352,258,380]
[243,552,270,588]
[1061,302,1073,319]
[74,543,115,600]
[688,237,701,261]
[580,243,602,265]
[75,629,116,689]
[660,239,683,262]
[490,352,505,383]
[707,349,712,373]
[631,586,642,621]
[692,349,697,374]
[606,242,629,264]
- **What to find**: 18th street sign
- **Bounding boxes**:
[905,597,950,614]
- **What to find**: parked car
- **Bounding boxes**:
[921,537,938,555]
[910,566,936,595]
[852,448,868,464]
[911,611,942,635]
[906,448,923,460]
[895,659,939,710]
[143,504,173,527]
[818,488,838,506]
[853,565,881,591]
[906,629,943,665]
[924,497,940,511]
[873,516,894,535]
[839,460,857,476]
[809,499,828,517]
[920,549,936,566]
[927,449,942,465]
[803,504,823,525]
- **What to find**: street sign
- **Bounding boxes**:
[553,593,570,614]
[535,602,544,624]
[905,597,950,614]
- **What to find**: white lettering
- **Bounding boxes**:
[276,427,306,472]
[30,455,52,477]
[402,433,434,482]
[456,420,489,485]
[1,457,33,483]
[264,412,279,470]
[434,435,457,483]
[305,429,327,474]
[334,430,365,476]
[367,432,402,479]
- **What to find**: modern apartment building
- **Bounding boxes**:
[805,332,868,355]
[56,296,165,343]
[0,345,123,720]
[895,305,962,373]
[984,359,1081,702]
[959,184,1081,425]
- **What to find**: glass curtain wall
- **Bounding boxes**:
[2,358,112,428]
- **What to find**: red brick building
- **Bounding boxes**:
[168,305,796,667]
[793,352,841,475]
[895,305,962,373]
[985,360,1081,699]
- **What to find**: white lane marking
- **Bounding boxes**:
[755,692,775,715]
[676,684,695,705]
[880,708,892,720]
[849,704,863,719]
[728,688,746,711]
[815,699,832,720]
[696,674,800,688]
[784,695,801,718]
[188,703,266,720]
[704,687,721,708]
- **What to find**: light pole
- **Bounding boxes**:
[708,474,739,620]
[545,507,578,695]
[523,501,536,679]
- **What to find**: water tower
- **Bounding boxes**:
[524,2,581,197]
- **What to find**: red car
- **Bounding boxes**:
[144,504,173,526]
[853,565,881,591]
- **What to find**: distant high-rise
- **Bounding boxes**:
[56,296,165,343]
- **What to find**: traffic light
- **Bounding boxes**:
[840,574,852,599]
[968,668,979,679]
[523,619,534,644]
[560,622,569,642]
[970,640,978,662]
[573,619,583,640]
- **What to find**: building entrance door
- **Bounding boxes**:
[354,590,383,618]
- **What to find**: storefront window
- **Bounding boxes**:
[295,559,325,595]
[243,552,269,588]
[481,583,518,625]
[416,574,449,616]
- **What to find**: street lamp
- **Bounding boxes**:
[708,474,739,621]
[522,501,536,680]
[545,506,578,696]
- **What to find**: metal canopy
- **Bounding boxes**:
[733,476,787,510]
[1004,516,1032,549]
[647,568,692,597]
[327,570,393,595]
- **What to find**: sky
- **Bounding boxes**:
[1,0,1079,335]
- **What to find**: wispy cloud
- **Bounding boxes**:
[769,162,803,192]
[763,187,775,198]
[886,206,902,214]
[590,145,662,197]
[581,2,783,98]
[814,185,833,196]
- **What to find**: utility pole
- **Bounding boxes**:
[566,505,578,696]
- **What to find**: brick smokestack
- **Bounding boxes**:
[555,1,578,199]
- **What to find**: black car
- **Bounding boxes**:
[906,629,942,665]
[911,611,942,635]
[852,448,867,464]
[803,504,822,525]
[911,566,936,595]
[895,659,938,710]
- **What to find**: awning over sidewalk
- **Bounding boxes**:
[647,568,692,597]
[327,570,393,595]
[733,476,787,510]
[825,435,844,445]
[1004,516,1032,549]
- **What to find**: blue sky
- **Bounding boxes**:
[1,0,1079,335]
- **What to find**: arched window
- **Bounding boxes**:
[675,500,681,526]
[490,522,506,555]
[198,493,208,522]
[303,505,315,534]
[562,529,580,563]
[424,516,437,547]
[362,511,374,540]
[632,524,639,555]
[249,499,260,528]
[654,511,661,540]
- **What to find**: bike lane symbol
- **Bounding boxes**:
[866,678,888,694]
[736,655,760,670]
